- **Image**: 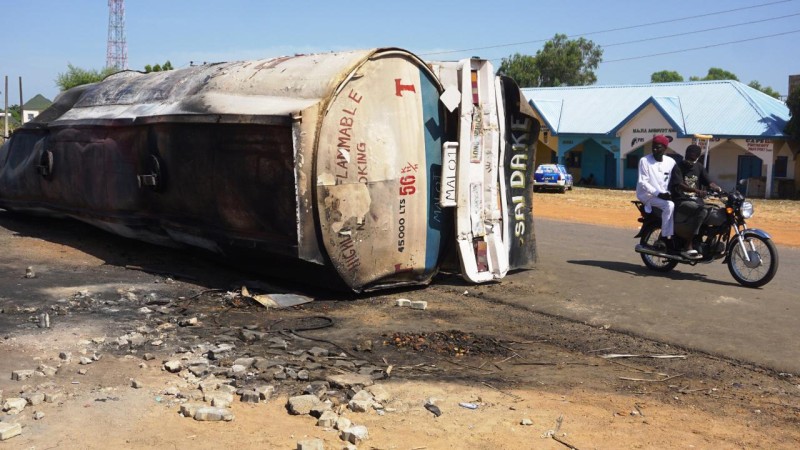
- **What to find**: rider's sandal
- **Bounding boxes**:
[681,249,701,259]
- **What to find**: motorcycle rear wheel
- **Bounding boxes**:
[727,235,779,288]
[640,227,678,272]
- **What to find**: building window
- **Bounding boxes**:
[626,153,641,169]
[565,151,582,168]
[773,156,788,178]
[26,113,34,121]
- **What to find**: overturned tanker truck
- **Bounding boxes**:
[0,48,539,292]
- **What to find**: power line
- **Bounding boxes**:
[603,29,800,63]
[419,0,795,56]
[602,12,800,47]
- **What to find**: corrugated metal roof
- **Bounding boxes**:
[521,81,790,138]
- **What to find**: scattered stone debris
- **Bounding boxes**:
[24,266,35,279]
[1,286,403,442]
[395,298,411,307]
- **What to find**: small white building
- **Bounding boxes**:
[21,94,52,123]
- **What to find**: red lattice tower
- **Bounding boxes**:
[106,0,128,70]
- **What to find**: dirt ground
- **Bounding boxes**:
[1,191,799,449]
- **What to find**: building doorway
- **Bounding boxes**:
[737,155,762,194]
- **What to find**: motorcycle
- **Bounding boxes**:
[633,181,779,287]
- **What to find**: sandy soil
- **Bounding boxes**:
[1,197,799,449]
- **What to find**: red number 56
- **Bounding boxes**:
[399,175,416,195]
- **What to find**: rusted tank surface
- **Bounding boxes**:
[0,48,538,292]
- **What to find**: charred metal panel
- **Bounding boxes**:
[500,77,540,269]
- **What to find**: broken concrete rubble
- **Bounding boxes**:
[287,394,322,415]
[1,286,402,444]
[296,439,324,450]
[2,397,27,414]
[11,369,34,381]
[194,406,234,421]
[0,422,22,441]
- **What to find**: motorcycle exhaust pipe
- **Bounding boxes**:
[634,244,687,262]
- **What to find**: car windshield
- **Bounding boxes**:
[537,165,558,173]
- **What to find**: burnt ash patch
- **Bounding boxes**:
[383,330,512,357]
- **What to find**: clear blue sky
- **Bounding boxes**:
[2,0,799,104]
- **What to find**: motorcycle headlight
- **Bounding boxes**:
[741,201,754,218]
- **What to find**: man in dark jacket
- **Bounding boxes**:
[669,144,721,258]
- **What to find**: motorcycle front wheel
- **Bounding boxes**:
[727,235,779,288]
[640,227,678,272]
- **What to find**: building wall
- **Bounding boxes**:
[21,109,41,123]
[582,140,611,186]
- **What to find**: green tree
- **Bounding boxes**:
[144,61,174,73]
[7,105,21,123]
[497,53,540,88]
[534,34,603,87]
[55,64,118,91]
[785,86,800,140]
[650,70,684,83]
[689,67,739,81]
[747,80,781,99]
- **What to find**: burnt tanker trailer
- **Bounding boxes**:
[0,48,539,292]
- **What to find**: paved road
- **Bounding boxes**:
[505,218,800,374]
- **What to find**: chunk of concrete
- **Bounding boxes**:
[179,402,204,418]
[316,410,338,428]
[240,390,260,403]
[410,300,428,310]
[0,422,22,441]
[3,398,27,413]
[296,439,324,450]
[326,373,374,389]
[341,425,369,444]
[26,393,45,406]
[255,385,275,401]
[334,416,352,431]
[194,406,234,421]
[11,370,34,381]
[287,394,321,415]
[164,360,182,373]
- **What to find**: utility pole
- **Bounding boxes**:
[106,0,128,70]
[3,76,8,139]
[18,77,23,125]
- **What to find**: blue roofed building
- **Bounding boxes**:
[522,81,796,198]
